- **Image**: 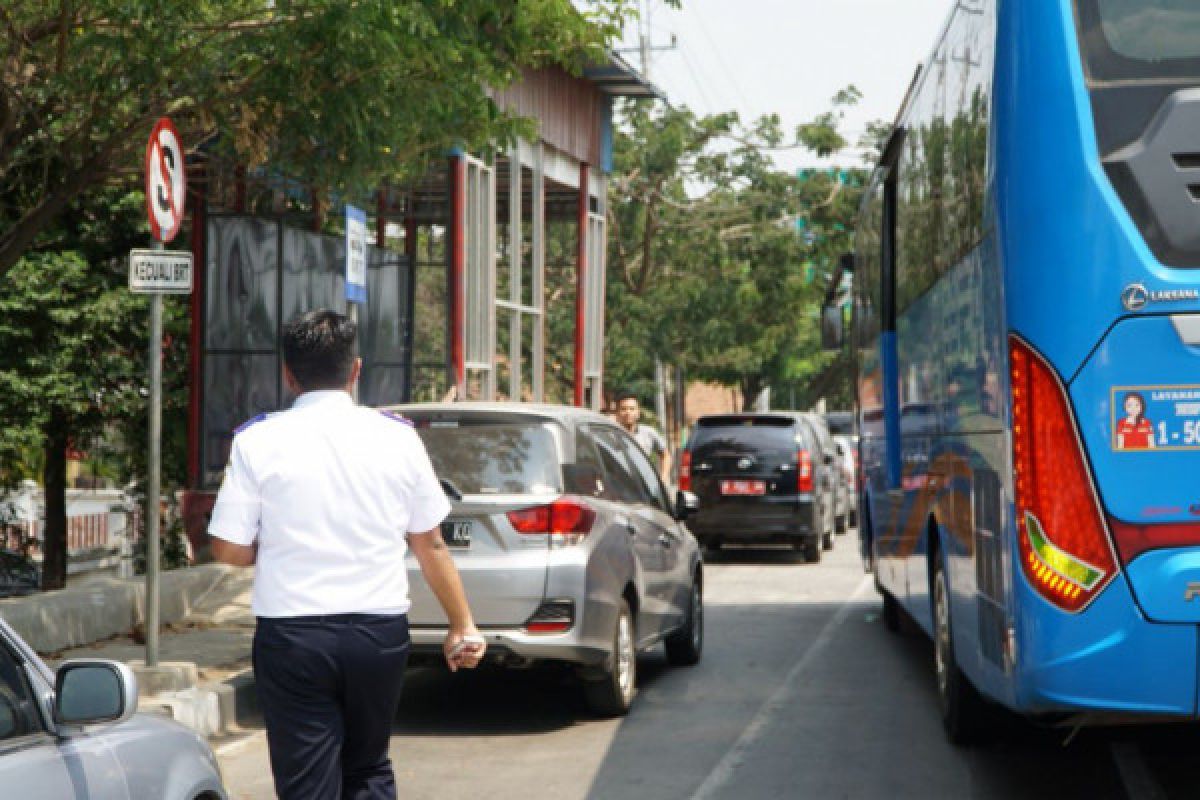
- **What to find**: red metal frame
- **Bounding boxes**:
[575,163,589,407]
[186,171,207,488]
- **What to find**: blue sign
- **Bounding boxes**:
[345,205,367,304]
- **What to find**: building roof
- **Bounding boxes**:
[584,51,664,99]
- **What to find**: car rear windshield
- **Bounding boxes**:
[690,417,800,455]
[1077,0,1200,81]
[411,417,562,496]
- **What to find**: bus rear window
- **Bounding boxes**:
[1078,0,1200,80]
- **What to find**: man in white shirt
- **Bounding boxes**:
[208,310,485,800]
[616,391,672,485]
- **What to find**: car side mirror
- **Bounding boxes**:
[55,660,137,728]
[675,490,700,521]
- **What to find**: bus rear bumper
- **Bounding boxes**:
[1014,572,1198,717]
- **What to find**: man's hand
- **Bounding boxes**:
[407,526,486,671]
[444,628,487,672]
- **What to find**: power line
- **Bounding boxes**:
[688,0,753,114]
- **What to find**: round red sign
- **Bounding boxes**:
[144,118,187,243]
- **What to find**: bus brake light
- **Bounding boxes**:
[1010,336,1117,612]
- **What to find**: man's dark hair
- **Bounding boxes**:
[282,310,357,390]
[616,390,640,406]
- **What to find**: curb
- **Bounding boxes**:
[140,667,259,738]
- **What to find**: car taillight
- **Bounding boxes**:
[507,497,596,546]
[1010,335,1117,612]
[680,450,692,491]
[797,450,814,493]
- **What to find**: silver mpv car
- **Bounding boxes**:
[393,403,704,716]
[0,618,226,799]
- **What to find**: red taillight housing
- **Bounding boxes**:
[1109,518,1200,564]
[507,497,596,545]
[797,450,814,493]
[1010,336,1117,612]
[679,450,692,492]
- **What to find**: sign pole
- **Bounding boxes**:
[140,116,187,669]
[146,243,163,667]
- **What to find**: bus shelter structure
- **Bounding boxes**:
[182,55,658,543]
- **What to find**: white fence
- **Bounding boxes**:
[3,483,143,579]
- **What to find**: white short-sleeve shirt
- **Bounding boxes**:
[207,390,450,618]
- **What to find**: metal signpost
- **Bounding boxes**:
[345,205,367,399]
[134,118,190,667]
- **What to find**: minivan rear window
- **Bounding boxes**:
[411,417,562,496]
[689,417,802,456]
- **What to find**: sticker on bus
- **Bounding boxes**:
[1111,385,1200,451]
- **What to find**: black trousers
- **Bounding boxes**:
[253,614,411,800]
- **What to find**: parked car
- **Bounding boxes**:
[393,403,704,717]
[0,618,226,799]
[823,410,854,437]
[832,435,858,529]
[681,413,836,562]
[800,412,848,534]
[0,551,38,597]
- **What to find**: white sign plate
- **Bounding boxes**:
[129,249,194,294]
[345,205,367,303]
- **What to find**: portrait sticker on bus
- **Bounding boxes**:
[1111,385,1200,452]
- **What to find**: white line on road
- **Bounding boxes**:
[689,576,872,800]
[1110,742,1167,800]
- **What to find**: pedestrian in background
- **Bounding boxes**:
[616,390,673,486]
[208,309,485,800]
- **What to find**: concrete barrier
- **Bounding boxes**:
[0,564,231,654]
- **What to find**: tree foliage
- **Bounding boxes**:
[605,91,873,412]
[0,0,634,275]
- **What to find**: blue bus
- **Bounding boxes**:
[843,0,1200,742]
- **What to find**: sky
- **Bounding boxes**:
[617,0,954,171]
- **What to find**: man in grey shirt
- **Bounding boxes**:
[616,390,672,486]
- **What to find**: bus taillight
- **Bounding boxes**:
[1009,336,1117,613]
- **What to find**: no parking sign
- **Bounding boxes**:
[144,117,187,243]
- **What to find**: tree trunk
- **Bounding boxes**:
[740,376,764,411]
[40,418,69,591]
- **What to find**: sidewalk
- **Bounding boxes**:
[37,565,260,738]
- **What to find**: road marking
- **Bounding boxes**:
[1110,742,1167,800]
[689,576,871,800]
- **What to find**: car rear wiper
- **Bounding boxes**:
[440,479,464,501]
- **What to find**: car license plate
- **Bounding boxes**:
[443,519,473,548]
[720,480,766,496]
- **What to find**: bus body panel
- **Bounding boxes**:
[859,0,1200,722]
[1012,549,1197,715]
[1124,550,1200,625]
[1072,316,1200,526]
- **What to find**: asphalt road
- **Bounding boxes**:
[216,530,1200,799]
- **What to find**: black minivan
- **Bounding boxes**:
[681,413,837,562]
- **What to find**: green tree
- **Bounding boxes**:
[0,188,188,589]
[0,0,635,276]
[604,91,872,411]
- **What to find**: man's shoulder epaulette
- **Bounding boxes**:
[234,413,269,435]
[379,409,414,426]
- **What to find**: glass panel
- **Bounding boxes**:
[206,216,279,351]
[1079,0,1200,79]
[0,645,40,739]
[591,427,649,505]
[281,226,342,326]
[413,266,446,366]
[359,365,407,408]
[362,250,408,364]
[203,353,280,487]
[412,419,561,495]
